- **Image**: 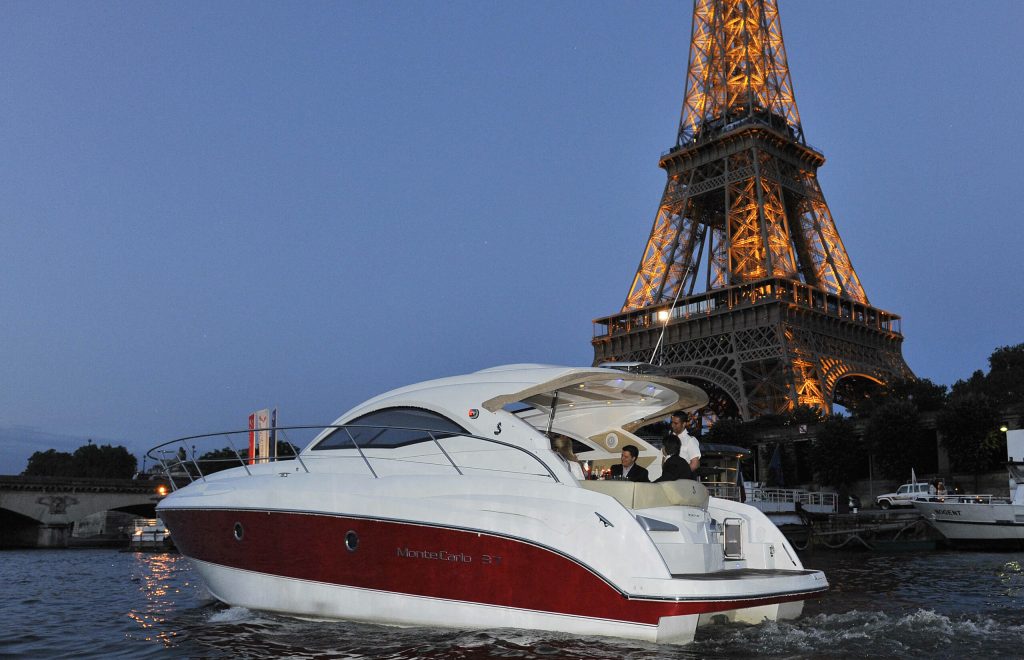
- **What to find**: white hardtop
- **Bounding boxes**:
[304,364,708,457]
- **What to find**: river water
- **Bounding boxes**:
[1,548,1022,659]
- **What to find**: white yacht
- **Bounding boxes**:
[913,429,1024,548]
[151,364,827,645]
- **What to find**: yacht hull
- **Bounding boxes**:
[913,500,1024,548]
[161,507,824,644]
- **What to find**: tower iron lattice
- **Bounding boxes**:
[592,0,911,419]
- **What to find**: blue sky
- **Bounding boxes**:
[2,1,1022,474]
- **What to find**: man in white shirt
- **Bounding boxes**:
[670,412,701,474]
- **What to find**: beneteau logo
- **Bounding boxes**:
[396,547,473,563]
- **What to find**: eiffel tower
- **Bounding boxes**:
[592,0,912,419]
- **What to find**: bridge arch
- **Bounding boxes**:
[0,476,166,548]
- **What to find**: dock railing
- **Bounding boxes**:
[704,482,838,512]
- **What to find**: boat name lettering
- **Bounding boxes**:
[396,547,473,563]
[934,509,962,516]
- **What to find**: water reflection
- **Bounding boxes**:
[127,552,189,648]
[996,560,1023,598]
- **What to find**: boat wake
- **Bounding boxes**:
[693,608,1024,658]
[164,605,1024,659]
[207,606,255,624]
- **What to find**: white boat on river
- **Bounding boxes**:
[913,429,1024,548]
[150,364,826,645]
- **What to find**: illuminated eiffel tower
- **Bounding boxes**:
[592,0,911,419]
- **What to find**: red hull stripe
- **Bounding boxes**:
[161,508,820,625]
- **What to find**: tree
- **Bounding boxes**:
[95,444,138,478]
[276,441,299,458]
[855,377,947,417]
[702,417,754,449]
[863,400,930,480]
[197,447,247,475]
[985,343,1024,403]
[807,415,865,488]
[71,443,137,478]
[937,392,1003,491]
[24,449,75,477]
[22,442,136,478]
[73,443,104,477]
[951,343,1024,405]
[788,404,825,426]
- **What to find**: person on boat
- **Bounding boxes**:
[550,435,585,480]
[667,411,701,475]
[610,445,649,482]
[655,434,694,482]
[935,480,947,497]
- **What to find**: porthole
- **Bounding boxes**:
[233,522,244,541]
[345,530,359,552]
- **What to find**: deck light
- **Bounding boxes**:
[156,485,168,497]
[1000,424,1009,433]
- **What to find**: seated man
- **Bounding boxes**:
[610,444,649,482]
[655,434,692,482]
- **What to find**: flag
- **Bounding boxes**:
[248,413,256,465]
[911,468,917,485]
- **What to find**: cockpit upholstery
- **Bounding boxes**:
[579,479,709,510]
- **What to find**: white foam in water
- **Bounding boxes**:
[208,606,254,623]
[700,608,1024,657]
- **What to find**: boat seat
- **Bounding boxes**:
[579,479,709,510]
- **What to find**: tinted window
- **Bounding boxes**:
[570,438,592,454]
[313,407,467,451]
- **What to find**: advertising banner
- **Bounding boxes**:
[249,408,273,464]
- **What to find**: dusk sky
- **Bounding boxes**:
[2,1,1022,474]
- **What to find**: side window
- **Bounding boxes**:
[570,438,592,455]
[897,485,908,495]
[313,407,467,451]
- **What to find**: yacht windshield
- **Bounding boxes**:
[313,407,467,451]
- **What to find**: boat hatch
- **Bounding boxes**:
[481,372,707,432]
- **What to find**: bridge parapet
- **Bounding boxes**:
[0,475,168,494]
[0,475,169,548]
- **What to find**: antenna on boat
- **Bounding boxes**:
[649,283,687,365]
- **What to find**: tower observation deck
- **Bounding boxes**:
[592,0,911,419]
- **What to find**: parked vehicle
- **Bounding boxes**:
[876,482,934,509]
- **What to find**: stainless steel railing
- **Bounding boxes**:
[146,424,561,491]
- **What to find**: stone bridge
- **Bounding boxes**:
[0,475,169,548]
